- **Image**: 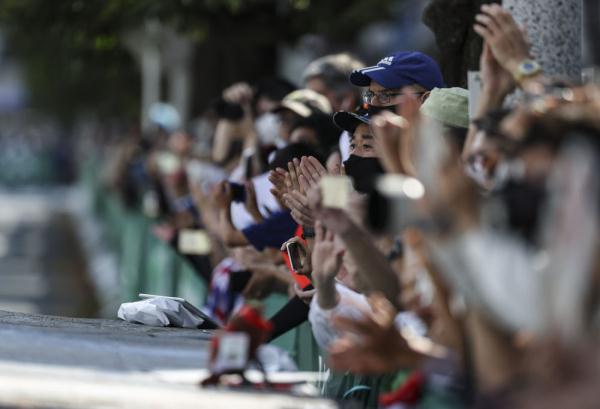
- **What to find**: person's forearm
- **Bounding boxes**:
[219,207,248,247]
[339,223,400,309]
[247,206,264,223]
[462,87,507,161]
[477,85,508,117]
[246,263,295,287]
[243,131,259,156]
[200,206,221,236]
[467,310,522,393]
[314,275,339,310]
[212,135,232,164]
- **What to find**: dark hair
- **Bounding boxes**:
[268,142,325,171]
[289,112,341,155]
[522,115,600,154]
[253,77,297,103]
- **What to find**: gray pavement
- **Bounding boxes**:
[0,310,212,371]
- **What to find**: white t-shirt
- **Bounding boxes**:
[230,172,282,230]
[308,283,426,351]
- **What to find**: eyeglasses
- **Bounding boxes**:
[362,90,425,105]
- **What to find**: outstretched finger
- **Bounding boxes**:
[298,173,312,193]
[303,156,326,183]
[269,169,285,185]
[300,157,319,185]
[489,3,515,28]
[290,209,311,226]
[293,159,306,193]
[288,161,300,191]
[473,23,493,42]
[475,13,500,36]
[274,167,288,178]
[290,189,309,206]
[315,220,325,243]
[286,194,313,220]
[308,156,327,176]
[324,228,334,243]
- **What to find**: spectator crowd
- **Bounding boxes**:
[100,4,600,408]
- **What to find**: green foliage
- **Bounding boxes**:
[0,0,398,124]
[282,0,397,43]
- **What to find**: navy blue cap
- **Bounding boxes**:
[349,51,445,91]
[332,111,370,134]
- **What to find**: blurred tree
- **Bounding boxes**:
[0,0,400,125]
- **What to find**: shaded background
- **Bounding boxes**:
[0,0,486,318]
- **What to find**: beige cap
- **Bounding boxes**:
[273,89,332,118]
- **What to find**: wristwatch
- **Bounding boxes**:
[513,59,542,84]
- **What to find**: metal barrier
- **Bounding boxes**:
[80,158,320,371]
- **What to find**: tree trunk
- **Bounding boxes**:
[422,0,500,88]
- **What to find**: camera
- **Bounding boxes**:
[213,98,245,121]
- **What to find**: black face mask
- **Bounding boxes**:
[367,105,398,116]
[343,154,385,193]
[495,178,548,245]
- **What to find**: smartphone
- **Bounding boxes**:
[286,241,303,272]
[229,182,246,202]
[283,241,311,289]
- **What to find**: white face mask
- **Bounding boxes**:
[255,113,285,147]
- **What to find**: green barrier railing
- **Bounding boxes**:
[80,158,320,371]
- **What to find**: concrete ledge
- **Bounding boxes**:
[0,310,213,371]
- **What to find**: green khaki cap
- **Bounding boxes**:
[420,87,469,129]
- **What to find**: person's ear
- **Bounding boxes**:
[420,91,431,103]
